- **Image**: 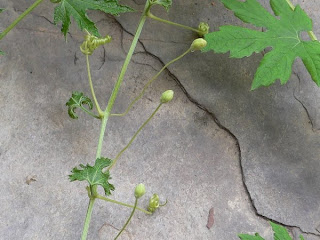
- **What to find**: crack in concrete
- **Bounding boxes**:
[112,16,320,238]
[292,71,316,132]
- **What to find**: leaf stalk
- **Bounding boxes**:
[0,0,44,41]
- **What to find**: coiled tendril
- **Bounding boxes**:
[80,31,112,55]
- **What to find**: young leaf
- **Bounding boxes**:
[66,91,93,119]
[53,0,134,37]
[69,157,115,196]
[299,235,305,240]
[0,50,4,55]
[238,233,265,240]
[270,222,292,240]
[150,0,172,11]
[0,8,4,13]
[203,0,320,90]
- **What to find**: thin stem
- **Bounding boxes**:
[114,198,138,240]
[111,48,191,117]
[94,1,151,160]
[108,103,162,170]
[147,12,202,35]
[96,194,152,214]
[285,0,318,41]
[81,197,96,240]
[86,55,104,117]
[78,105,100,119]
[0,0,44,40]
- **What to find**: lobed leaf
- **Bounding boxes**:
[150,0,172,11]
[203,0,320,90]
[69,157,115,195]
[66,91,93,119]
[53,0,134,37]
[238,233,265,240]
[270,222,292,240]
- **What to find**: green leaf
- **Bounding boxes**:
[66,91,93,119]
[53,0,134,37]
[69,157,115,195]
[0,8,5,13]
[238,233,265,240]
[299,235,305,240]
[270,222,292,240]
[150,0,172,11]
[203,0,320,90]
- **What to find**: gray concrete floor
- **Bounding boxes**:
[0,0,319,239]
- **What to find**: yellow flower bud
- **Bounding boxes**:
[134,183,146,198]
[191,38,207,51]
[160,90,174,103]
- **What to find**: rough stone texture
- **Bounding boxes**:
[117,0,320,236]
[0,0,319,240]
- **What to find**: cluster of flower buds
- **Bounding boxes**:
[80,32,112,55]
[198,22,210,37]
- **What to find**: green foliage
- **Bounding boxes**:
[149,0,172,11]
[203,0,320,90]
[69,157,115,196]
[66,91,93,119]
[238,222,305,240]
[52,0,133,37]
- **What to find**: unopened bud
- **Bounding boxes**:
[134,183,146,198]
[191,38,207,51]
[160,90,174,103]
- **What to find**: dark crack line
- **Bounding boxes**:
[292,71,316,132]
[112,16,320,238]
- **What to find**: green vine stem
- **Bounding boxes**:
[81,192,96,240]
[86,54,104,117]
[81,2,151,239]
[114,198,138,240]
[285,0,317,40]
[111,48,191,117]
[0,0,44,40]
[147,11,203,35]
[96,194,152,214]
[108,103,163,170]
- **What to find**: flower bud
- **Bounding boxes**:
[160,90,174,103]
[148,194,160,213]
[191,38,207,51]
[134,183,146,198]
[198,22,210,37]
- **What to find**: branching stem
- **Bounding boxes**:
[0,0,44,40]
[111,48,191,117]
[114,198,138,240]
[96,194,152,214]
[147,11,203,35]
[108,103,163,170]
[285,0,317,41]
[81,2,151,239]
[86,55,104,117]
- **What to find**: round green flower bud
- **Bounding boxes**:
[198,22,210,37]
[191,38,207,51]
[160,90,174,103]
[134,183,146,198]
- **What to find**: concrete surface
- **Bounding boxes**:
[0,0,319,239]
